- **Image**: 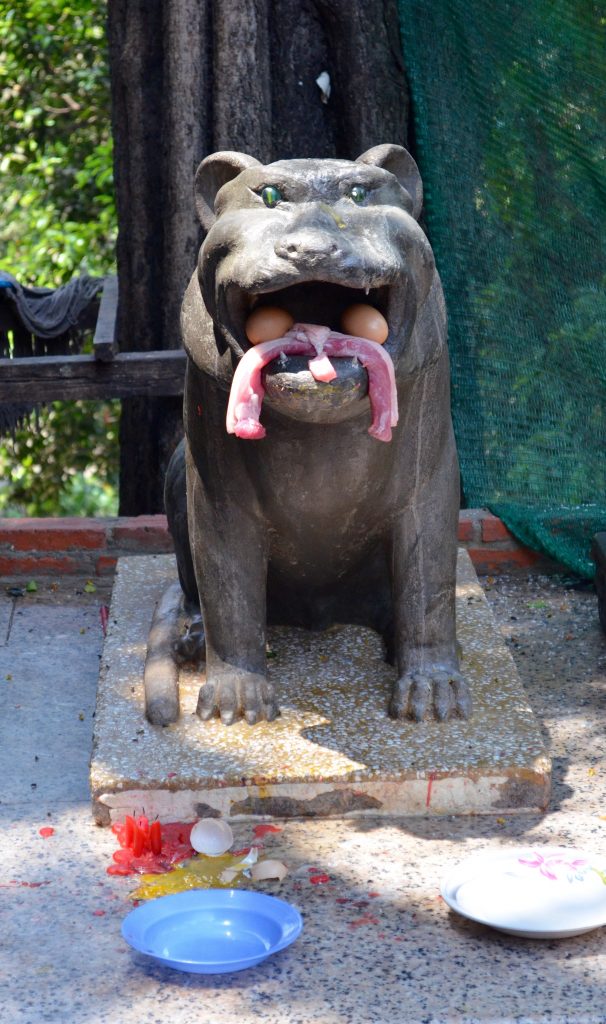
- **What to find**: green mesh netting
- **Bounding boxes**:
[397,0,606,577]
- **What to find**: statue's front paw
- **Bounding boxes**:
[389,667,471,722]
[196,670,280,726]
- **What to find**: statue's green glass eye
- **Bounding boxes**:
[349,185,367,204]
[261,185,282,208]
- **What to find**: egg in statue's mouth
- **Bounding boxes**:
[244,302,389,347]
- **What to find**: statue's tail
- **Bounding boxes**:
[144,581,183,726]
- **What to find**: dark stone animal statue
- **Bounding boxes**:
[150,144,471,727]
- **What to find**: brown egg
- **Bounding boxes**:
[245,306,294,345]
[340,303,389,344]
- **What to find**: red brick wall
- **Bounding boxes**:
[0,515,171,579]
[0,510,546,578]
[456,509,542,574]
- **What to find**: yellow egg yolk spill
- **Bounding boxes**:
[130,851,254,901]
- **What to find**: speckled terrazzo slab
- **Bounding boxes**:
[91,552,550,824]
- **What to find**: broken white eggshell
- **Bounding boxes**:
[251,859,289,882]
[219,867,242,885]
[219,848,259,885]
[190,818,234,857]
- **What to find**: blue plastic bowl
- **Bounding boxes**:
[121,888,303,973]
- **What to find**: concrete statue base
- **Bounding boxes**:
[91,552,550,825]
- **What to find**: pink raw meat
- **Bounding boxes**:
[297,324,337,383]
[226,323,398,442]
[308,352,337,382]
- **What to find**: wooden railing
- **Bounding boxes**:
[0,275,186,403]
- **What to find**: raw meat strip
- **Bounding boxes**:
[226,324,398,442]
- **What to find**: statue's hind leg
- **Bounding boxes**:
[164,438,198,607]
[164,438,206,667]
[143,440,206,727]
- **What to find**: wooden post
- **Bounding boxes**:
[107,0,410,513]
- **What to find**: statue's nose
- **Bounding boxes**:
[275,231,340,262]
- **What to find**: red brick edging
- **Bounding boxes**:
[0,510,543,579]
[0,515,171,579]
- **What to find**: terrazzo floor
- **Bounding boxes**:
[1,569,605,1024]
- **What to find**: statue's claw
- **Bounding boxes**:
[196,670,280,726]
[389,667,471,721]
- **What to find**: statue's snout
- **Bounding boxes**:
[274,231,340,263]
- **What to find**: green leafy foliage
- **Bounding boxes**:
[0,0,116,285]
[0,1,119,516]
[0,400,119,517]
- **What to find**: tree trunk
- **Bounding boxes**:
[107,0,410,513]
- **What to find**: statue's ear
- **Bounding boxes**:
[195,151,261,231]
[356,144,423,220]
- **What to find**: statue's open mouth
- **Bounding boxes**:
[223,322,398,447]
[224,280,401,354]
[219,278,409,439]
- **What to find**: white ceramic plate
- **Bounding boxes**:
[441,846,606,938]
